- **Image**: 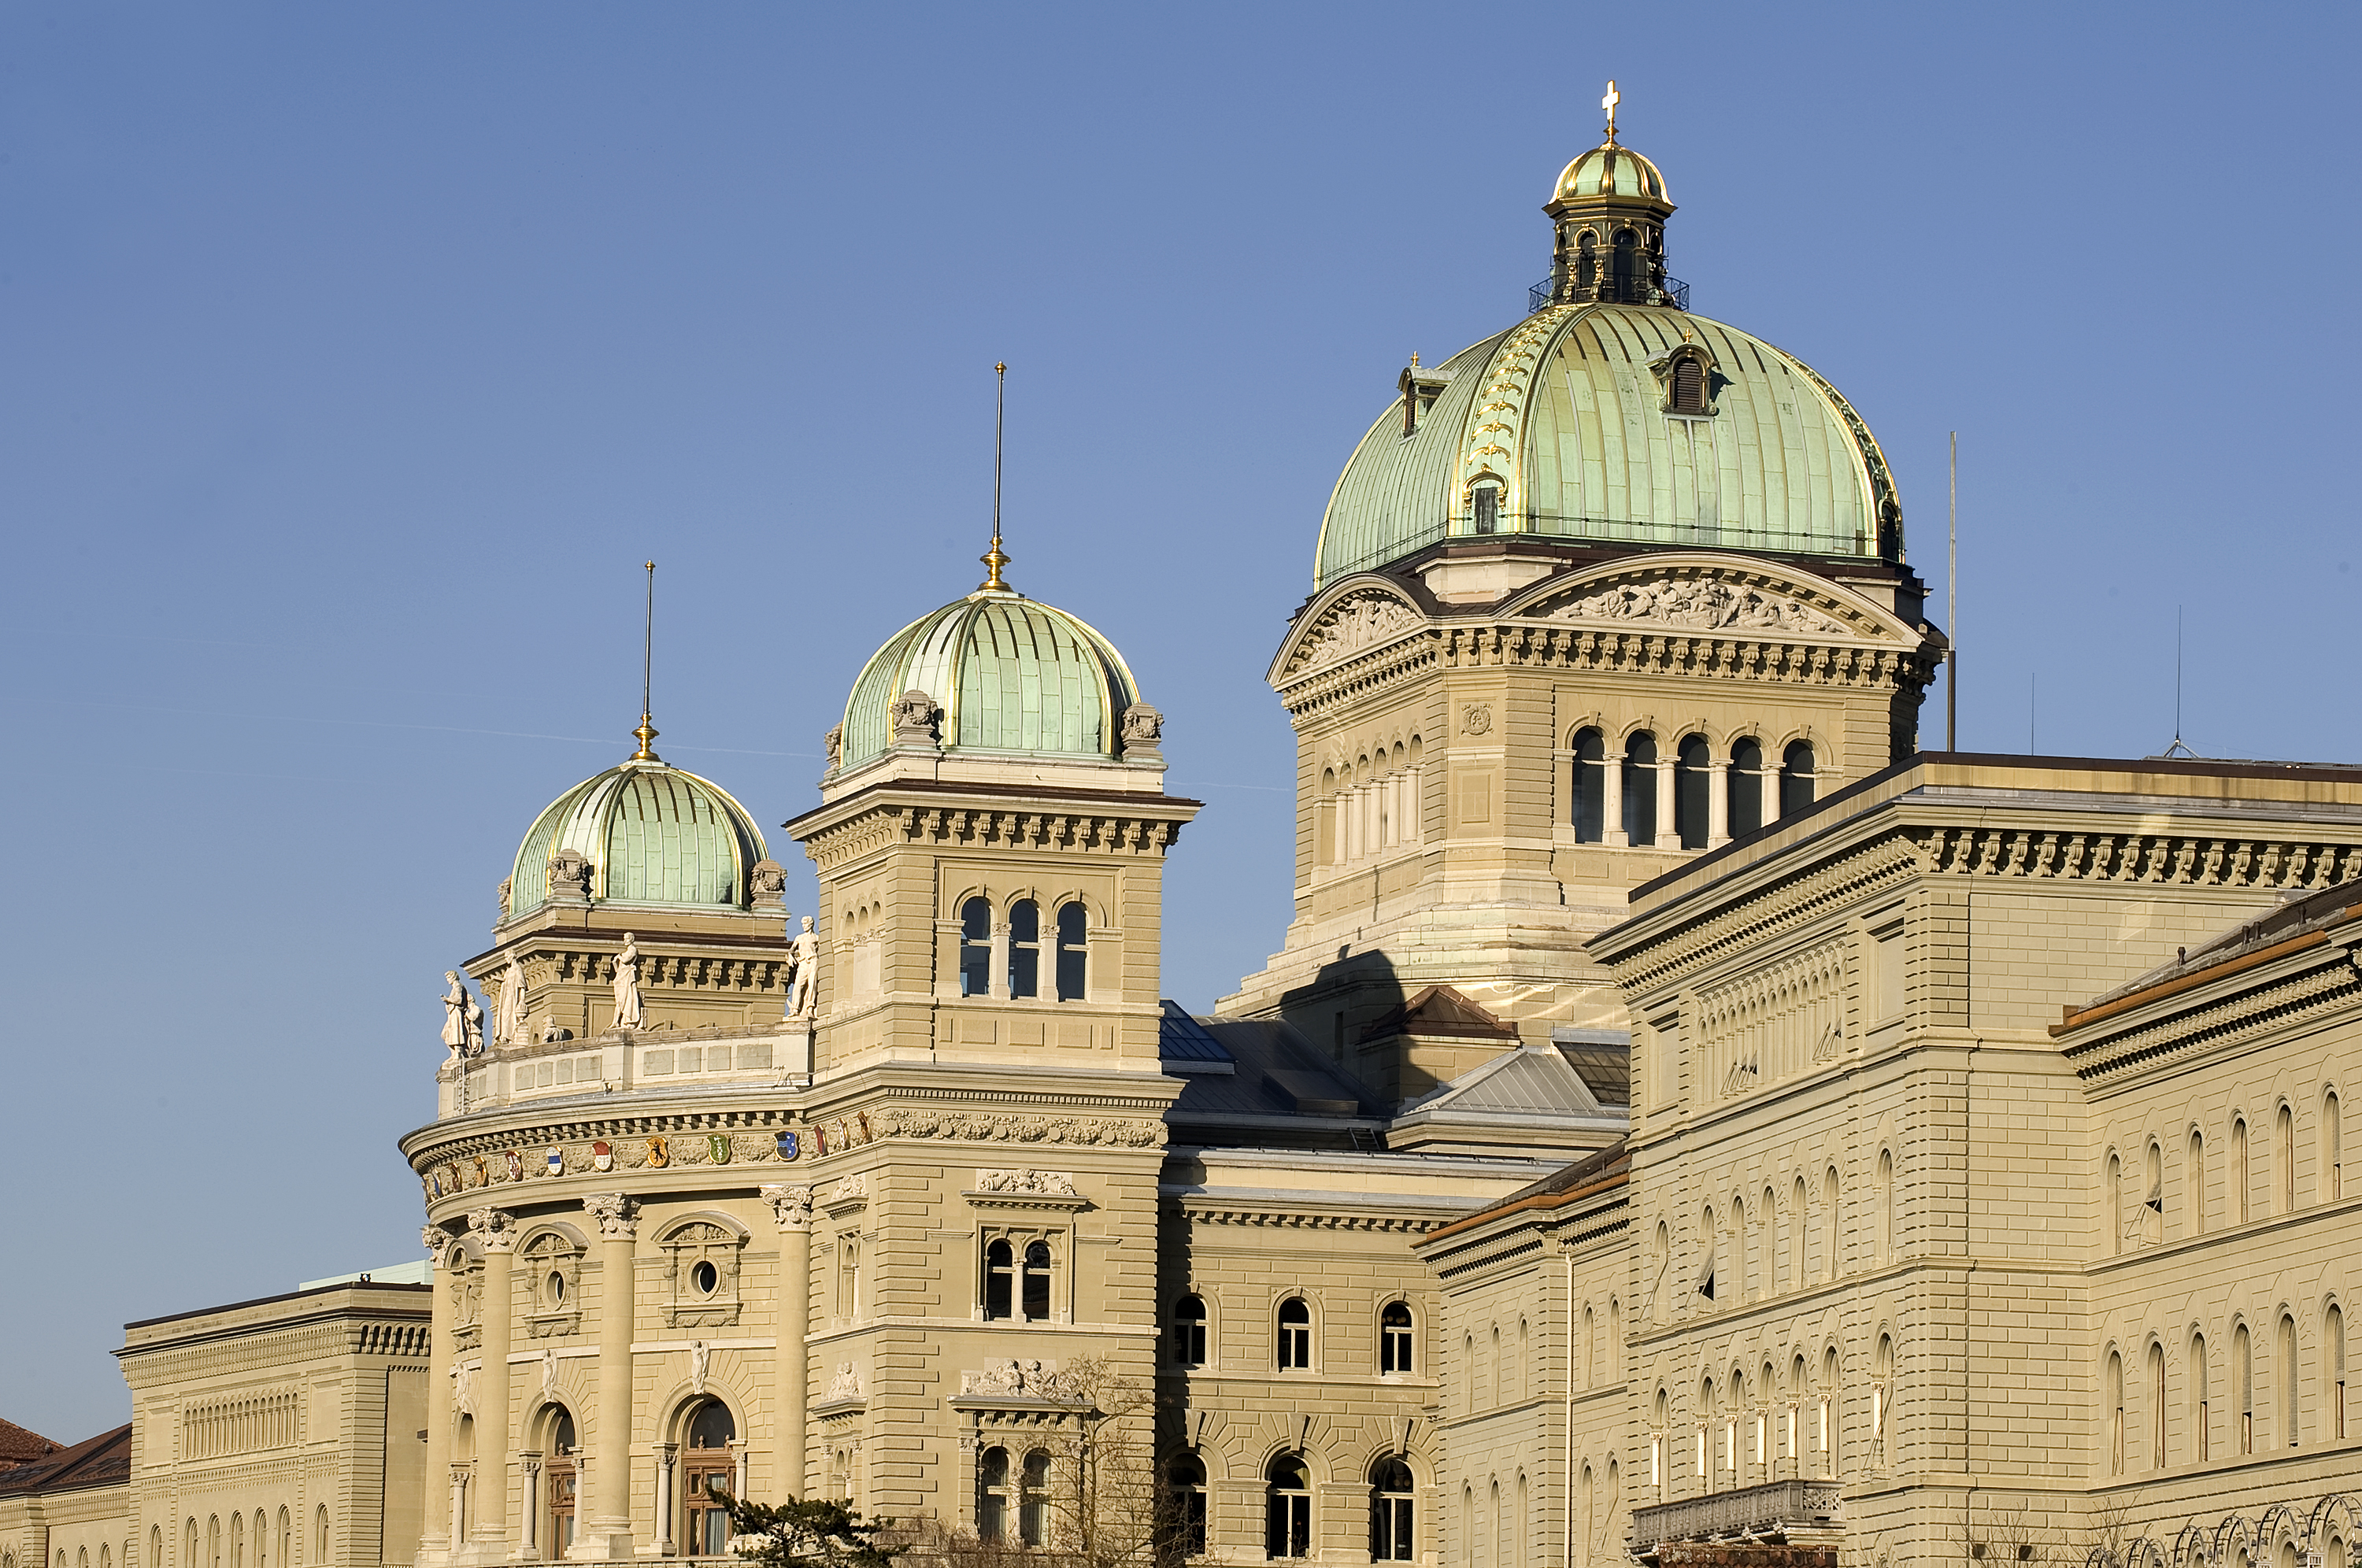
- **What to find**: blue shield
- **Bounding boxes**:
[776,1131,800,1161]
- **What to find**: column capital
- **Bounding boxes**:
[423,1225,454,1259]
[468,1208,518,1252]
[583,1193,640,1241]
[759,1184,814,1233]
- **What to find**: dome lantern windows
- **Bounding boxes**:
[1728,739,1766,837]
[959,898,992,997]
[1007,900,1041,999]
[1054,901,1088,1001]
[1780,741,1818,818]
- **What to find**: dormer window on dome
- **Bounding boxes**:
[1653,342,1721,418]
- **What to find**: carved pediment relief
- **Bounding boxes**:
[1511,560,1891,640]
[1279,590,1424,679]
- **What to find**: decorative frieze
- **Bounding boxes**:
[803,801,1187,875]
[2064,955,2362,1084]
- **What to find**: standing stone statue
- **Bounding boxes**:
[441,972,471,1059]
[494,955,529,1047]
[612,934,646,1031]
[785,915,820,1019]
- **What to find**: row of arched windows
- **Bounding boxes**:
[2104,1304,2348,1474]
[1316,738,1423,868]
[1649,1149,1893,1320]
[1648,1339,1871,1500]
[1569,730,1814,849]
[957,897,1087,1002]
[2109,1091,2344,1253]
[1168,1293,1416,1374]
[172,1510,324,1568]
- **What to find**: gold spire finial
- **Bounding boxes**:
[631,560,661,761]
[1601,80,1620,143]
[1409,351,1420,368]
[979,361,1013,592]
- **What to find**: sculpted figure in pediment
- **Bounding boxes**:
[1548,572,1849,636]
[1296,594,1422,674]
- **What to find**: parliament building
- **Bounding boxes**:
[10,105,2362,1568]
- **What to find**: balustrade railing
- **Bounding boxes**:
[1631,1477,1843,1551]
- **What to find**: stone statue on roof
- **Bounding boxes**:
[612,934,646,1032]
[785,916,820,1019]
[441,972,470,1059]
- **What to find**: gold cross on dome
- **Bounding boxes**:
[1602,80,1620,140]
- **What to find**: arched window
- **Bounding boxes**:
[1277,1298,1312,1370]
[1612,229,1638,300]
[683,1400,736,1555]
[1822,1167,1839,1279]
[312,1511,325,1567]
[1728,738,1764,837]
[837,1233,860,1318]
[545,1411,577,1556]
[1381,1302,1414,1374]
[1019,1450,1051,1546]
[2189,1130,2207,1235]
[1875,1150,1894,1263]
[2106,1349,2125,1473]
[1790,1175,1809,1289]
[2281,1313,2301,1447]
[1675,734,1711,850]
[1166,1453,1208,1557]
[2328,1304,2347,1440]
[1572,729,1606,842]
[1055,901,1088,1001]
[977,1447,1010,1541]
[1266,1455,1312,1559]
[2148,1341,2167,1468]
[1779,741,1816,817]
[2279,1104,2297,1213]
[2108,1152,2124,1255]
[186,1519,197,1568]
[248,1511,261,1568]
[1370,1458,1414,1561]
[1022,1241,1053,1322]
[2234,1116,2252,1223]
[1670,355,1707,416]
[231,1514,244,1568]
[1623,732,1659,846]
[2190,1331,2212,1464]
[1820,1347,1839,1472]
[1576,231,1597,292]
[1472,483,1500,534]
[150,1527,161,1568]
[1172,1294,1208,1366]
[960,897,992,997]
[2326,1092,2343,1201]
[1008,900,1040,999]
[984,1240,1014,1321]
[2235,1323,2255,1454]
[2145,1141,2164,1242]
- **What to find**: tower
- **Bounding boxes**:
[1221,95,1944,1109]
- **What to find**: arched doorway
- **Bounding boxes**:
[681,1400,736,1555]
[542,1407,578,1558]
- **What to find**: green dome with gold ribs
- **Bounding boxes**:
[839,589,1142,771]
[509,759,767,916]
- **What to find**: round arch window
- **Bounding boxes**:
[692,1259,719,1296]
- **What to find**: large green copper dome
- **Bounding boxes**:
[838,589,1142,771]
[508,760,767,916]
[1316,303,1904,590]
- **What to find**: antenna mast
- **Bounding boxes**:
[2161,605,2198,758]
[1946,431,1958,752]
[631,560,661,761]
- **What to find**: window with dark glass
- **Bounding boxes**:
[1008,900,1039,999]
[1056,901,1088,1002]
[1675,734,1711,850]
[1671,355,1707,415]
[1728,738,1764,837]
[1380,1302,1414,1374]
[1369,1459,1415,1562]
[1473,486,1498,534]
[1165,1453,1209,1558]
[1278,1298,1312,1370]
[1576,231,1597,291]
[960,897,992,997]
[1266,1455,1312,1559]
[1780,741,1816,817]
[1572,728,1605,842]
[1022,1241,1053,1322]
[977,1447,1010,1542]
[1623,731,1659,845]
[1020,1450,1051,1546]
[983,1240,1014,1321]
[1173,1295,1209,1366]
[1612,229,1638,300]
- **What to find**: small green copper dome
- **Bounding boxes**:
[839,589,1142,771]
[509,760,767,917]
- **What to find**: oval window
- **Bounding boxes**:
[546,1271,566,1304]
[692,1259,719,1296]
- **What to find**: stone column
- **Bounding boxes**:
[467,1209,516,1556]
[420,1227,455,1562]
[519,1455,542,1557]
[762,1185,813,1497]
[1602,750,1628,847]
[575,1195,639,1562]
[1706,760,1731,848]
[1653,757,1679,850]
[653,1446,679,1555]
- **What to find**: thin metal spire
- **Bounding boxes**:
[1946,431,1957,753]
[631,560,661,761]
[2161,605,2199,758]
[979,362,1012,592]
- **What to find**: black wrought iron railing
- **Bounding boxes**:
[1529,275,1691,313]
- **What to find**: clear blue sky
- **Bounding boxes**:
[3,2,2355,1438]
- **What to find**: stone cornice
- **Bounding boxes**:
[1163,1195,1445,1233]
[2060,943,2362,1086]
